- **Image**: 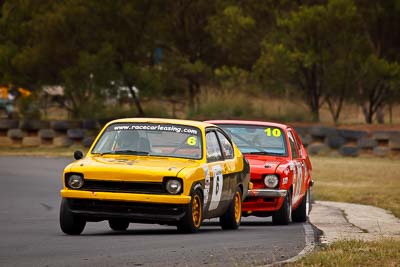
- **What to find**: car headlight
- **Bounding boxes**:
[165,178,182,194]
[66,174,84,189]
[264,174,279,188]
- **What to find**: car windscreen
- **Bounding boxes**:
[217,124,287,156]
[91,122,202,160]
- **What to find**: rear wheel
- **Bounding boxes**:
[220,187,242,230]
[108,219,130,231]
[292,187,311,222]
[272,192,292,225]
[177,190,203,233]
[59,199,86,235]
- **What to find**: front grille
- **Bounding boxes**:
[80,180,166,194]
[244,196,274,202]
[251,176,280,189]
[68,199,185,216]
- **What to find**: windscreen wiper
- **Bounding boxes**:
[246,151,283,156]
[114,150,149,155]
[98,150,149,156]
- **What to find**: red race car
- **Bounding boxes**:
[206,120,313,225]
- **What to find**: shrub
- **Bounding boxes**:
[191,89,254,120]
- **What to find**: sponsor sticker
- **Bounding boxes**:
[187,136,197,146]
[203,165,210,205]
[209,165,223,211]
[109,123,199,135]
[265,127,282,137]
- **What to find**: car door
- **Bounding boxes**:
[203,129,234,218]
[215,129,236,195]
[293,130,312,186]
[287,129,305,206]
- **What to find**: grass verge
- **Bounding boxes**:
[289,239,400,267]
[311,156,400,218]
[289,156,400,267]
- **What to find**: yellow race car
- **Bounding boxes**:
[60,118,250,234]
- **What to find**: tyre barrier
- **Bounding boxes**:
[22,136,41,147]
[309,126,337,139]
[0,119,399,158]
[53,136,74,147]
[7,129,26,145]
[67,129,86,140]
[50,120,82,132]
[39,129,55,140]
[0,119,19,130]
[7,129,26,140]
[339,145,360,157]
[389,133,400,150]
[357,138,378,149]
[325,134,346,149]
[98,118,112,128]
[372,131,393,141]
[307,143,329,155]
[293,126,309,137]
[82,119,100,130]
[298,134,313,147]
[372,131,400,147]
[82,136,96,148]
[19,120,50,132]
[373,146,390,157]
[38,129,55,145]
[338,129,367,141]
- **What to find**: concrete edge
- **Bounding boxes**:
[264,222,317,267]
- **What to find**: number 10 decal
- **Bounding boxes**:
[209,165,223,211]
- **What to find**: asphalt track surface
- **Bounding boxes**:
[0,156,308,267]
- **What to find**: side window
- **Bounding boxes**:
[216,131,234,159]
[206,131,223,162]
[287,131,299,159]
[292,131,304,158]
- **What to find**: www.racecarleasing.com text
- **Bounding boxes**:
[113,124,199,135]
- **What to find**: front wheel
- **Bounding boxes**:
[220,187,242,230]
[272,192,292,225]
[59,199,86,235]
[109,219,130,231]
[292,187,311,222]
[177,190,203,233]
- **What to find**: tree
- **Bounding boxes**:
[205,1,299,93]
[356,55,400,124]
[0,1,53,90]
[162,0,217,113]
[254,0,365,122]
[0,0,165,118]
[355,0,400,123]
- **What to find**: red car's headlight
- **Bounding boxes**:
[264,174,279,188]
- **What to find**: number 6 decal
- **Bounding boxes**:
[209,165,223,211]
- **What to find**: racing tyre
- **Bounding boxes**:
[292,187,311,222]
[272,192,292,225]
[177,190,203,233]
[220,187,242,230]
[108,219,130,231]
[59,199,86,235]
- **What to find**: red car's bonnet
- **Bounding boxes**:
[244,154,289,179]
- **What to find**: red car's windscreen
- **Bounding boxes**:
[216,124,288,156]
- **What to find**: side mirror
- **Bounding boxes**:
[74,150,83,160]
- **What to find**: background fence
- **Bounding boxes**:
[1,119,399,157]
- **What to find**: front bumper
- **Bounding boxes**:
[65,198,187,223]
[246,189,287,198]
[60,189,191,204]
[242,189,286,213]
